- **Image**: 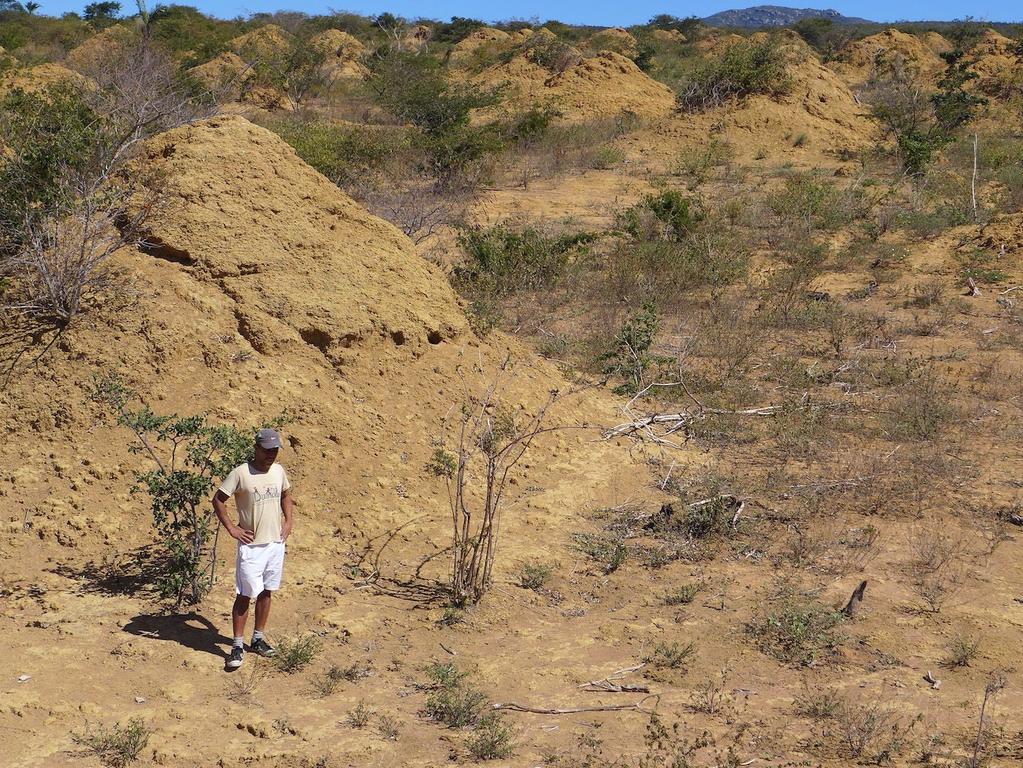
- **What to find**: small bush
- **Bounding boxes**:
[376,714,401,741]
[643,640,697,670]
[347,701,372,728]
[466,713,515,760]
[262,117,409,189]
[749,597,845,666]
[72,718,151,768]
[311,665,347,697]
[426,684,488,728]
[663,582,701,606]
[272,634,322,674]
[518,561,553,591]
[424,662,488,728]
[944,635,979,668]
[887,376,956,441]
[454,225,595,295]
[677,36,792,112]
[572,532,629,574]
[597,302,667,395]
[794,683,842,719]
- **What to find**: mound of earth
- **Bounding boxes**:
[970,29,1021,98]
[229,23,292,63]
[832,28,946,87]
[64,24,136,74]
[0,113,650,766]
[137,115,467,356]
[0,63,91,95]
[310,29,369,81]
[671,31,875,155]
[469,49,676,122]
[448,26,512,63]
[187,52,251,96]
[586,27,638,58]
[652,29,687,44]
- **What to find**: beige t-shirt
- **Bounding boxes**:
[218,463,291,545]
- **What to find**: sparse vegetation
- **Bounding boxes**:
[677,36,792,112]
[72,718,151,768]
[749,592,845,666]
[272,634,322,673]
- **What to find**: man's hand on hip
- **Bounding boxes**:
[230,526,255,544]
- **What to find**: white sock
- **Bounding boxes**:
[252,630,264,642]
[233,636,244,649]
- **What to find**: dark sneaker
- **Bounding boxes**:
[226,645,244,669]
[251,638,275,658]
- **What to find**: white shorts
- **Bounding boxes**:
[235,542,285,597]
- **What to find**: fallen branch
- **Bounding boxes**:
[492,694,659,715]
[580,663,649,693]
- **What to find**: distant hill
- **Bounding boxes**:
[703,5,873,27]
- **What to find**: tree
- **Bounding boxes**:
[0,0,25,11]
[430,364,558,605]
[25,1,39,13]
[83,0,120,21]
[90,373,288,608]
[1,36,213,334]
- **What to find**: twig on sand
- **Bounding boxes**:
[492,694,659,715]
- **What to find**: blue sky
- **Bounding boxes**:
[38,1,1022,24]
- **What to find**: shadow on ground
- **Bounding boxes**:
[123,612,232,660]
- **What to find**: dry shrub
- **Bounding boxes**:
[834,700,921,763]
[907,528,967,613]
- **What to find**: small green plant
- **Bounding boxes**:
[749,596,845,666]
[424,663,488,728]
[944,635,980,668]
[589,144,625,169]
[663,582,701,606]
[644,640,697,670]
[467,713,515,760]
[793,132,808,147]
[347,701,372,728]
[272,634,322,674]
[572,532,629,574]
[376,714,402,741]
[311,665,348,697]
[794,683,842,719]
[597,303,665,395]
[518,561,553,591]
[438,606,464,626]
[72,718,151,768]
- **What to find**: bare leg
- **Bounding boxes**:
[254,590,272,632]
[232,595,250,638]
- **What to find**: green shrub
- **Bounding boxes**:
[663,583,701,606]
[272,634,322,673]
[518,561,553,591]
[424,671,488,727]
[90,374,287,607]
[369,49,502,135]
[749,598,844,666]
[72,718,151,768]
[597,303,665,395]
[572,532,628,573]
[262,117,409,188]
[525,35,580,73]
[454,225,595,295]
[619,189,703,242]
[347,700,372,728]
[677,36,792,112]
[768,174,863,232]
[467,713,514,760]
[0,83,101,255]
[644,641,697,670]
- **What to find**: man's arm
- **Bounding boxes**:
[281,488,294,541]
[212,490,254,544]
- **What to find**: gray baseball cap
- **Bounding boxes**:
[256,428,283,449]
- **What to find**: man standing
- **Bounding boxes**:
[213,428,294,670]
